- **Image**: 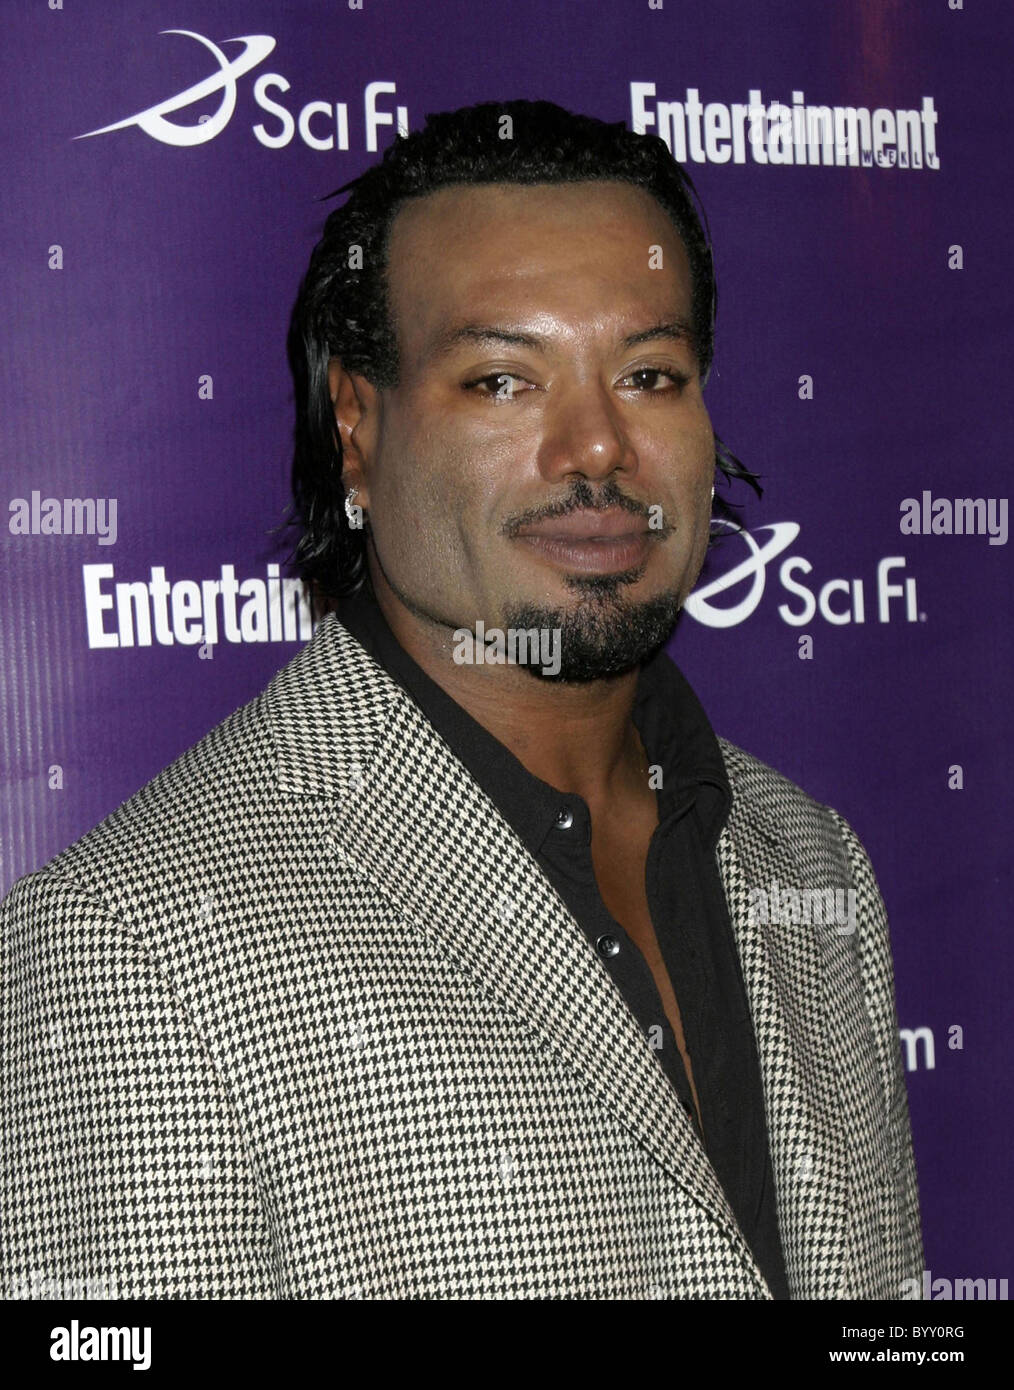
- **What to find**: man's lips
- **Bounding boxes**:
[513,510,654,574]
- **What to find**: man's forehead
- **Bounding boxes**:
[387,179,685,271]
[384,180,694,364]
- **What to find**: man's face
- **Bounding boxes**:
[342,179,716,681]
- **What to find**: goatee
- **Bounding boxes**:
[503,572,682,683]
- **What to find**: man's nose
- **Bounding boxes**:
[534,380,637,483]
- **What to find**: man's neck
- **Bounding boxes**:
[367,572,651,810]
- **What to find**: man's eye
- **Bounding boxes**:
[621,367,688,392]
[462,372,530,400]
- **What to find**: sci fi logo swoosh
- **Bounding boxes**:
[685,521,800,628]
[75,31,276,147]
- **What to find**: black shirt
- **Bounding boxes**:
[333,584,790,1300]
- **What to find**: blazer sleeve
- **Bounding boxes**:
[828,809,925,1295]
[1,869,277,1299]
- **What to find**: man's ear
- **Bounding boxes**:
[327,357,378,507]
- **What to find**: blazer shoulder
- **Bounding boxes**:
[2,616,382,935]
[4,677,277,923]
[716,735,831,822]
[714,735,861,872]
[715,735,896,957]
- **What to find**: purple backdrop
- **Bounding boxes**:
[2,0,1011,1292]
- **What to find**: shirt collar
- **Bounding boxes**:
[332,583,732,856]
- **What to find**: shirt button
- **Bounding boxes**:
[597,934,620,959]
[555,807,574,829]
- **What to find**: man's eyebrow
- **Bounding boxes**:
[621,318,695,350]
[425,317,695,362]
[427,323,546,360]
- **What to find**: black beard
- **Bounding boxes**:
[503,570,682,683]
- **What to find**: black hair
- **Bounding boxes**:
[283,98,762,599]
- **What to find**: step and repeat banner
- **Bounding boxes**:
[2,0,1010,1295]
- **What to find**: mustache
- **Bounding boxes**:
[501,478,664,538]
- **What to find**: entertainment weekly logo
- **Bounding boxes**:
[631,81,940,171]
[74,30,408,152]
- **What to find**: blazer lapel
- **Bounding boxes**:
[716,810,852,1299]
[266,612,772,1294]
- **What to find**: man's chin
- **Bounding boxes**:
[501,585,683,684]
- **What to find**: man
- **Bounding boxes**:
[2,100,922,1299]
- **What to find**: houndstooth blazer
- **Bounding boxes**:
[1,611,923,1300]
